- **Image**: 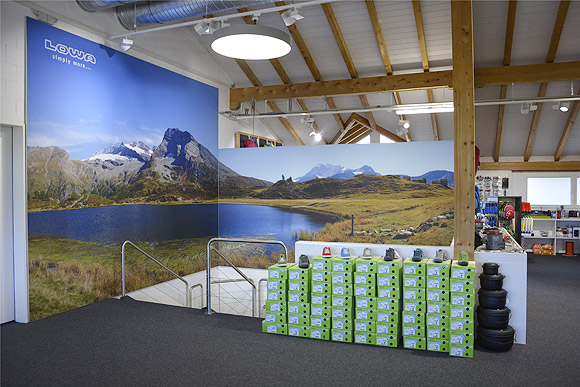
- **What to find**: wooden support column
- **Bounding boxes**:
[451,0,475,260]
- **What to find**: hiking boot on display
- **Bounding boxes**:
[412,248,423,262]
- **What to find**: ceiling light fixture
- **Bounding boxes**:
[559,101,570,112]
[119,37,133,52]
[521,102,530,115]
[211,24,291,60]
[310,130,322,142]
[395,106,454,115]
[399,119,411,129]
[281,8,304,26]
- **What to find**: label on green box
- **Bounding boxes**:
[403,287,425,301]
[312,270,331,282]
[354,272,376,285]
[450,261,475,280]
[266,300,287,313]
[449,344,474,358]
[403,336,426,350]
[332,257,355,272]
[311,293,331,306]
[288,324,309,338]
[450,318,474,332]
[312,257,331,271]
[289,266,311,281]
[354,319,376,333]
[354,332,376,345]
[267,279,287,291]
[288,313,309,326]
[332,329,353,342]
[354,284,375,297]
[288,280,309,292]
[426,313,449,327]
[403,259,426,276]
[427,277,449,290]
[355,308,377,320]
[450,331,473,345]
[377,311,399,324]
[288,291,308,303]
[403,275,425,288]
[377,287,400,299]
[402,312,425,325]
[403,300,425,313]
[355,257,381,273]
[356,296,377,309]
[268,264,290,280]
[427,327,449,340]
[310,316,331,329]
[331,306,353,319]
[331,272,353,284]
[309,327,330,340]
[332,318,353,331]
[376,322,398,335]
[427,301,450,314]
[450,279,474,293]
[312,281,331,294]
[378,298,400,311]
[376,334,399,347]
[450,293,474,307]
[377,259,402,275]
[403,324,425,337]
[262,321,287,335]
[427,339,449,352]
[288,302,309,315]
[332,295,353,307]
[450,305,473,319]
[311,305,330,317]
[377,274,399,287]
[427,259,451,276]
[426,289,449,302]
[265,311,287,324]
[267,290,287,302]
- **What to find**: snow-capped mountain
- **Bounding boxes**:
[86,141,153,163]
[295,164,381,182]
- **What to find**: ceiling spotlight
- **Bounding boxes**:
[120,38,133,52]
[281,8,304,26]
[194,20,229,35]
[521,102,530,115]
[559,101,570,112]
[399,120,411,129]
[211,25,291,60]
[310,130,322,142]
[300,115,315,126]
[194,21,210,35]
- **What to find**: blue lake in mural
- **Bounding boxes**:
[28,203,335,247]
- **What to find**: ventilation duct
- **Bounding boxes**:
[115,0,270,30]
[76,0,142,12]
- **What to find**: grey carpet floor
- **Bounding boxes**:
[2,253,579,387]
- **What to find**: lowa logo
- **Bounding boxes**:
[44,39,97,64]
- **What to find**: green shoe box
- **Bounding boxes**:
[356,296,377,309]
[427,276,450,290]
[427,338,449,353]
[354,319,376,333]
[268,264,290,280]
[402,311,425,325]
[450,261,476,280]
[403,287,426,301]
[450,279,475,294]
[449,343,474,358]
[354,284,376,297]
[355,308,378,321]
[376,322,399,335]
[426,289,450,302]
[312,270,332,283]
[262,321,287,335]
[332,257,356,272]
[311,281,331,295]
[403,300,426,313]
[331,306,353,319]
[402,323,425,337]
[377,258,402,275]
[450,331,473,346]
[377,310,399,324]
[288,291,309,303]
[287,302,308,315]
[376,334,400,348]
[288,313,309,326]
[310,316,331,329]
[332,329,354,342]
[308,327,330,340]
[355,257,381,274]
[427,327,449,340]
[354,272,377,286]
[377,286,401,299]
[332,318,354,331]
[427,259,451,277]
[312,257,332,271]
[427,301,450,315]
[450,305,474,319]
[332,284,354,296]
[267,290,287,302]
[265,300,287,313]
[331,271,353,285]
[265,311,287,324]
[311,293,331,306]
[267,279,287,291]
[311,305,331,318]
[450,292,475,307]
[426,313,449,328]
[288,280,309,293]
[450,318,474,332]
[332,295,353,308]
[403,275,426,288]
[289,266,311,281]
[377,274,400,288]
[403,258,427,276]
[403,336,426,350]
[377,297,401,312]
[354,331,376,345]
[288,324,310,338]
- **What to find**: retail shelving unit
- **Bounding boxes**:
[521,218,580,254]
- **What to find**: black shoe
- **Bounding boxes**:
[298,254,309,268]
[412,248,423,262]
[384,248,395,261]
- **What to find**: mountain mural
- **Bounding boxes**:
[28,128,270,207]
[295,163,380,182]
[409,170,454,188]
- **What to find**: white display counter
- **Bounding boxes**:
[295,241,527,344]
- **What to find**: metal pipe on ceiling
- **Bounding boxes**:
[76,0,142,12]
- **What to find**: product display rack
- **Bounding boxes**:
[521,218,580,255]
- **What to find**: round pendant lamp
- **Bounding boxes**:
[211,24,291,60]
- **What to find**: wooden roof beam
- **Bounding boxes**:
[554,87,580,161]
[523,0,569,161]
[481,161,580,172]
[476,61,580,88]
[494,0,517,162]
[348,113,406,143]
[346,128,373,145]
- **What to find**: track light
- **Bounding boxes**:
[399,119,410,129]
[300,115,315,126]
[521,102,530,114]
[281,8,304,26]
[559,101,570,112]
[310,130,322,142]
[194,20,229,35]
[120,37,133,52]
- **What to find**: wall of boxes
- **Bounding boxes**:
[262,249,474,358]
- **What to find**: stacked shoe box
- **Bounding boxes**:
[353,252,381,345]
[263,263,289,335]
[425,253,451,353]
[402,250,428,350]
[330,254,355,343]
[308,255,332,340]
[287,263,312,339]
[449,257,476,358]
[375,249,402,347]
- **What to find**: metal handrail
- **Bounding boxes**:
[122,240,191,308]
[210,277,256,317]
[257,278,268,318]
[206,237,290,316]
[189,283,203,309]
